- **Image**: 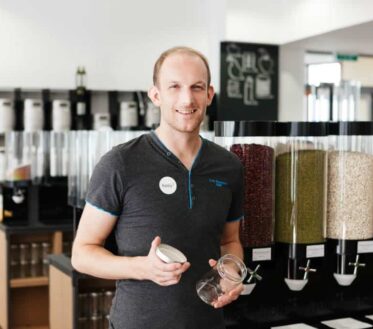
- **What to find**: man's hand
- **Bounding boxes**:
[143,236,190,286]
[208,259,243,308]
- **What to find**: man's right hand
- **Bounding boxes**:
[142,236,191,286]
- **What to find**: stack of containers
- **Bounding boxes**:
[214,121,276,294]
[274,122,328,290]
[67,131,147,208]
[328,121,373,285]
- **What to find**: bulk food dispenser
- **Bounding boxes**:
[327,121,373,286]
[214,121,276,294]
[275,122,328,291]
[1,132,32,224]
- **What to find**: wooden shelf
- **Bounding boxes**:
[10,277,49,288]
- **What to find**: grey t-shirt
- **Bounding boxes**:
[86,132,244,329]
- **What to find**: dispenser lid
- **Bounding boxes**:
[214,121,276,137]
[329,121,373,136]
[276,122,328,137]
[155,244,187,264]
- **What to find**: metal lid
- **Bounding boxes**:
[155,244,187,264]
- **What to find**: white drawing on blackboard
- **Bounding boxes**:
[243,76,258,106]
[255,48,274,99]
[256,74,272,99]
[226,44,244,81]
[257,48,274,75]
[242,52,257,73]
[227,79,242,98]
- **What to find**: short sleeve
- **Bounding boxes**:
[227,164,244,222]
[85,149,124,216]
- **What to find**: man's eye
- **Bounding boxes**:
[193,86,204,90]
[169,85,178,89]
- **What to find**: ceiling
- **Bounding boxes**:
[285,20,373,55]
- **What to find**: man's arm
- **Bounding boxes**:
[210,220,244,308]
[220,220,243,260]
[71,203,190,284]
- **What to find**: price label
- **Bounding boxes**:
[358,241,373,254]
[252,247,271,261]
[306,244,324,258]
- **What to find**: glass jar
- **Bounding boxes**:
[41,242,51,276]
[274,122,328,244]
[10,244,20,278]
[196,254,247,305]
[89,292,102,317]
[102,290,114,316]
[19,243,30,278]
[30,242,42,277]
[214,121,276,248]
[78,293,89,318]
[327,121,373,240]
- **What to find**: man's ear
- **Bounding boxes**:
[206,85,215,106]
[148,86,161,107]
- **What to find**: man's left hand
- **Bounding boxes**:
[208,259,244,309]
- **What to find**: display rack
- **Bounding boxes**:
[0,223,72,329]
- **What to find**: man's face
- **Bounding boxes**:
[149,53,214,134]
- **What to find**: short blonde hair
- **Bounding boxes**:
[153,46,211,87]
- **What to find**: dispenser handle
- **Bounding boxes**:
[246,264,263,283]
[299,260,317,280]
[348,255,366,275]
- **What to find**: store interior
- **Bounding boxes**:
[1,1,373,329]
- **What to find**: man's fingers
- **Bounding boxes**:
[208,259,217,267]
[150,236,161,254]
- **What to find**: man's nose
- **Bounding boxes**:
[179,87,194,106]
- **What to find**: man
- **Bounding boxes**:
[72,46,244,329]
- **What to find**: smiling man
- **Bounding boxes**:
[72,47,244,329]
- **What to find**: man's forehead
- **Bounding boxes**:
[159,53,208,81]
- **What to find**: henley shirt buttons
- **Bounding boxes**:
[166,152,171,156]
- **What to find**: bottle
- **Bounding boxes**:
[74,67,91,130]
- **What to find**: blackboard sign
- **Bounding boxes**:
[219,41,279,121]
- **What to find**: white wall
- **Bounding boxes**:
[343,57,373,87]
[0,0,225,90]
[279,45,307,121]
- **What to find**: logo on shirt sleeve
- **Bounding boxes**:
[159,176,177,195]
